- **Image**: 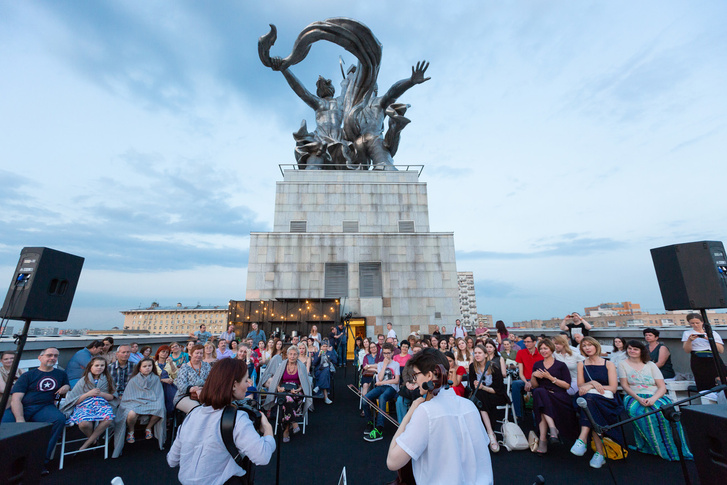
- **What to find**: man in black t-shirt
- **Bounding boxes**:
[559,312,592,347]
[2,347,70,472]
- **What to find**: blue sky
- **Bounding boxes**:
[1,1,725,329]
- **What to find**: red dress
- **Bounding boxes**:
[452,366,467,396]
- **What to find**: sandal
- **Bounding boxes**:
[548,427,560,444]
[536,439,548,454]
[488,433,500,453]
[145,429,153,440]
[126,432,135,444]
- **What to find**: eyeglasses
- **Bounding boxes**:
[411,370,423,379]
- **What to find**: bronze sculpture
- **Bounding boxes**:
[259,18,430,170]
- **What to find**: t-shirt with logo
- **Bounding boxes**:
[376,361,401,392]
[11,368,69,409]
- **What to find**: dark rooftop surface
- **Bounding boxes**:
[40,365,702,485]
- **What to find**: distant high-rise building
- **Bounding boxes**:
[457,272,478,329]
[477,314,493,328]
[121,302,228,335]
[584,302,642,317]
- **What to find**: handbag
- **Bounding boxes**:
[501,422,529,451]
[586,388,614,399]
[527,430,539,452]
[590,436,628,460]
[584,365,614,399]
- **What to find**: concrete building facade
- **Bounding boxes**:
[245,169,460,339]
[121,302,228,335]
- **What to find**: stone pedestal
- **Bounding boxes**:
[246,169,459,338]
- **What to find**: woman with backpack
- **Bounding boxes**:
[168,358,275,485]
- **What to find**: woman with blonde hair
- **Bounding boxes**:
[553,334,584,395]
[203,342,217,365]
[570,337,623,469]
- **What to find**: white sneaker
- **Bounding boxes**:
[325,397,332,404]
[313,386,320,394]
[570,439,587,456]
[589,452,606,468]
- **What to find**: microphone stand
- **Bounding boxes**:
[256,390,323,485]
[598,383,727,485]
[576,397,617,485]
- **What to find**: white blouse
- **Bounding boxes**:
[682,329,723,351]
[168,406,275,485]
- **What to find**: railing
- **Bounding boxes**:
[278,164,424,176]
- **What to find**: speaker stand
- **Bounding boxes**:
[699,309,727,401]
[0,318,33,421]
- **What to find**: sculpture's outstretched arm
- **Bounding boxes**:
[379,60,430,108]
[270,57,320,110]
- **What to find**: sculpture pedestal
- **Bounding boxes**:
[245,169,459,337]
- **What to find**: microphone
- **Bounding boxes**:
[576,397,602,435]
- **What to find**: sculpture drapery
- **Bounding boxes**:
[259,18,430,170]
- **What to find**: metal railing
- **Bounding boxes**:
[278,164,424,176]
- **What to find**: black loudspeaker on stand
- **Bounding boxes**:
[0,247,84,419]
[651,241,727,310]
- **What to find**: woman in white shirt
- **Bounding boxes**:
[553,335,584,396]
[609,337,627,368]
[168,358,275,485]
[682,313,725,391]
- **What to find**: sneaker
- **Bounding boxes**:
[364,427,383,442]
[313,386,320,394]
[589,452,606,469]
[570,439,587,456]
[363,421,374,435]
[325,397,332,404]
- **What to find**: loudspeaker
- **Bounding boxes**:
[651,241,727,310]
[0,422,52,485]
[681,404,727,484]
[0,247,84,322]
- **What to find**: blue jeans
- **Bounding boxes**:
[3,405,66,461]
[337,341,347,365]
[395,395,412,423]
[363,385,397,428]
[511,379,526,418]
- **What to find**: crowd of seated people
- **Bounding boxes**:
[5,320,714,476]
[352,325,705,470]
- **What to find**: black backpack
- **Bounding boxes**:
[220,406,255,485]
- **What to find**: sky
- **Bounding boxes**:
[1,1,726,329]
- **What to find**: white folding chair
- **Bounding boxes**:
[57,423,111,470]
[274,403,308,435]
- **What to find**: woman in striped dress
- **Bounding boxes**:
[618,340,692,461]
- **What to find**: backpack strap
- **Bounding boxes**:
[220,405,255,483]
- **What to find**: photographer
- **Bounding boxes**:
[168,358,275,485]
[682,313,725,391]
[312,340,337,404]
[559,312,592,347]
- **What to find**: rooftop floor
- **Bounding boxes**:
[41,365,702,485]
